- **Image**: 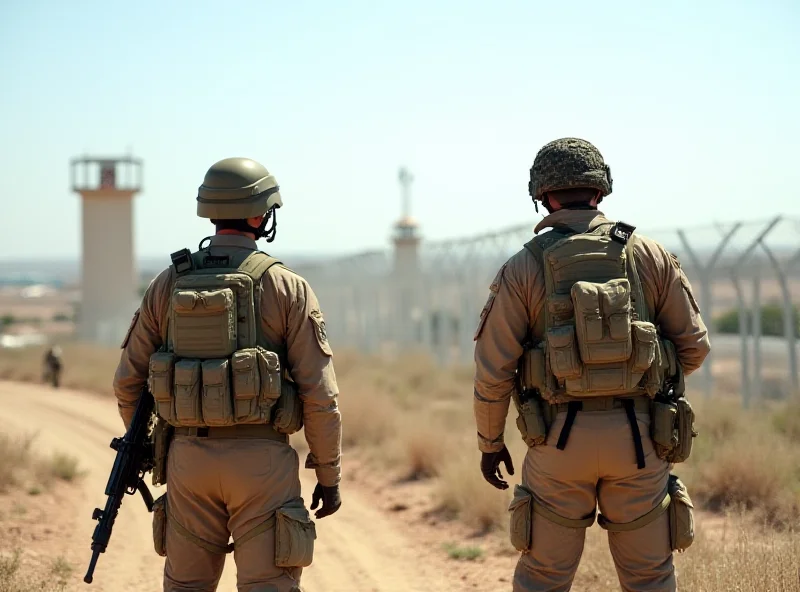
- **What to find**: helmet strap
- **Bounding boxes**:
[257,208,278,243]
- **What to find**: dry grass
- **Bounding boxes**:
[0,549,72,592]
[0,431,83,494]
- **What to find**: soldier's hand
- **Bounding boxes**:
[310,483,341,519]
[480,446,515,490]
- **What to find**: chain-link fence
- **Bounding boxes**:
[296,215,800,404]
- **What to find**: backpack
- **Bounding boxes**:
[147,247,302,432]
[523,220,663,402]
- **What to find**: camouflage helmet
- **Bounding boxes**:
[197,157,283,219]
[528,138,613,202]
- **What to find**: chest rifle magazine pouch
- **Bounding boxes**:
[201,359,234,426]
[174,359,203,426]
[152,494,168,557]
[149,353,176,423]
[668,474,694,552]
[508,484,534,552]
[275,498,317,568]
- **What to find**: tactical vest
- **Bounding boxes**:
[147,247,302,433]
[521,220,665,403]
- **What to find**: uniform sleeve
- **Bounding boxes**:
[634,239,711,376]
[473,255,539,453]
[112,268,171,429]
[263,272,342,487]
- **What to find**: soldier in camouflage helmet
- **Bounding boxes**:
[473,138,710,591]
[114,157,342,592]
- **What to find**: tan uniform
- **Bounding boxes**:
[474,210,710,592]
[114,234,342,592]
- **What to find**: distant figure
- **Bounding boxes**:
[473,138,711,591]
[42,345,63,388]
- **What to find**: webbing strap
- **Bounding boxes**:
[556,401,581,450]
[167,508,276,555]
[597,493,671,532]
[623,399,647,469]
[533,500,596,529]
[238,251,282,281]
[625,236,650,323]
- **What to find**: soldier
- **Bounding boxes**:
[473,138,710,591]
[113,157,342,592]
[43,345,62,388]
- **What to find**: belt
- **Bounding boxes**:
[173,424,288,443]
[554,396,650,414]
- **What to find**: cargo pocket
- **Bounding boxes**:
[275,499,316,568]
[149,353,176,423]
[232,349,261,422]
[508,485,534,552]
[201,359,233,426]
[668,397,696,463]
[174,359,203,426]
[152,494,167,557]
[516,400,547,447]
[650,400,678,461]
[668,475,694,552]
[546,325,582,380]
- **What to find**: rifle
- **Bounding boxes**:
[84,387,155,584]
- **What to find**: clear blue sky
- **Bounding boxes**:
[1,0,798,261]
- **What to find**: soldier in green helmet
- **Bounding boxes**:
[114,157,342,592]
[473,138,710,591]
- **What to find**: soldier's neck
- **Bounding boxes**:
[216,229,257,240]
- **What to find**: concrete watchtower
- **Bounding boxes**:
[70,155,143,345]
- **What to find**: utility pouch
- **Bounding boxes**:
[668,397,696,463]
[668,475,694,552]
[272,379,304,435]
[546,325,582,380]
[201,359,233,426]
[232,349,261,422]
[516,399,548,447]
[650,400,678,460]
[151,416,173,487]
[152,494,168,557]
[171,288,238,359]
[508,484,534,552]
[275,499,316,568]
[571,278,632,364]
[519,345,546,393]
[149,352,176,422]
[174,359,203,426]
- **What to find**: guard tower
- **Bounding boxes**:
[392,167,422,346]
[70,155,143,345]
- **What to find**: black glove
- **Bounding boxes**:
[310,483,341,519]
[480,445,515,490]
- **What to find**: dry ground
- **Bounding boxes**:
[0,345,799,591]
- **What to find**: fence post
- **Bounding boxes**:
[677,224,742,398]
[752,269,762,402]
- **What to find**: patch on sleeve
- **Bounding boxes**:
[678,270,702,315]
[309,310,333,356]
[474,264,506,341]
[121,309,140,349]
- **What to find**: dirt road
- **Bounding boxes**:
[0,381,452,592]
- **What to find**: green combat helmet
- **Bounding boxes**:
[197,157,283,241]
[528,138,613,206]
